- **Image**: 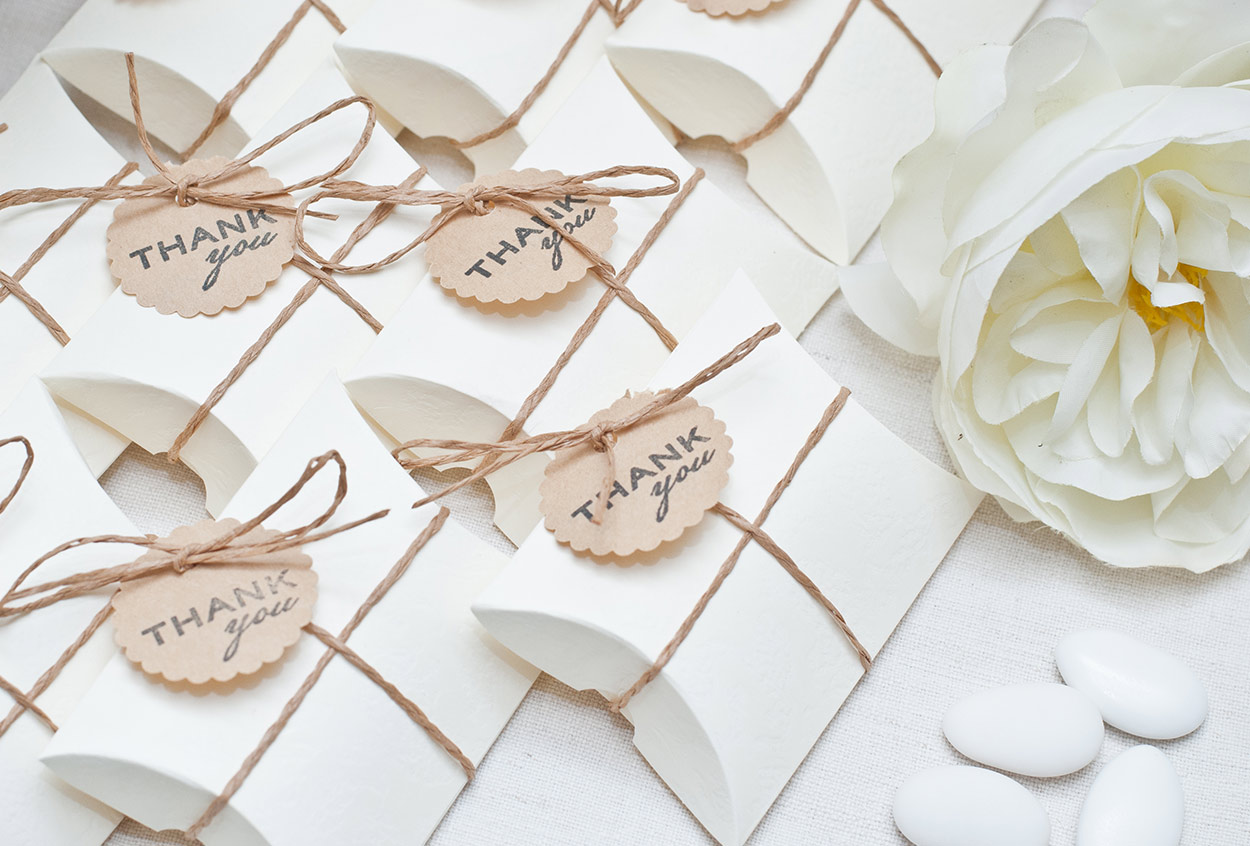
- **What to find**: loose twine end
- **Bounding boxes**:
[589,425,618,526]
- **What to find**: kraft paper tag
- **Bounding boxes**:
[540,392,732,557]
[111,518,316,685]
[680,0,786,15]
[106,157,296,317]
[425,168,617,304]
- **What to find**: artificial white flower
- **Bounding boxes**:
[843,0,1250,571]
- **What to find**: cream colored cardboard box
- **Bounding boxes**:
[346,58,839,544]
[43,0,376,158]
[0,62,136,474]
[42,62,439,514]
[43,377,539,846]
[608,0,1042,264]
[0,380,141,845]
[473,272,984,845]
[336,0,623,175]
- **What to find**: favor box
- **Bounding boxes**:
[43,0,375,157]
[473,272,984,844]
[336,0,623,174]
[345,59,838,544]
[42,377,539,846]
[42,62,440,514]
[0,380,142,845]
[607,0,1042,263]
[0,62,136,473]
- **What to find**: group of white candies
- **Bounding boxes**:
[893,630,1208,845]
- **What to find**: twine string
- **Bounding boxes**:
[180,0,348,160]
[732,0,940,153]
[395,323,779,505]
[0,435,34,516]
[0,450,378,618]
[452,0,644,151]
[0,159,139,345]
[389,169,703,508]
[610,386,869,712]
[0,455,470,836]
[0,53,375,221]
[379,170,869,705]
[292,165,681,275]
[164,165,430,464]
[184,507,470,840]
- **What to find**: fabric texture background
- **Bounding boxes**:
[2,1,1247,843]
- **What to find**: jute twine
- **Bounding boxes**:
[0,123,139,346]
[449,0,645,151]
[180,0,347,160]
[0,449,474,840]
[730,0,941,152]
[394,323,873,701]
[481,0,939,155]
[0,54,374,219]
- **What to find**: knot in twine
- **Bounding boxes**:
[390,323,782,514]
[461,183,494,216]
[0,435,35,517]
[0,450,388,621]
[291,165,682,276]
[172,174,198,208]
[0,52,377,222]
[589,424,617,453]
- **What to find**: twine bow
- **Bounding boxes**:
[0,450,385,621]
[0,436,34,517]
[0,53,376,221]
[292,164,682,276]
[393,323,781,518]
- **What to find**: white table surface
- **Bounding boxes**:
[2,2,1247,844]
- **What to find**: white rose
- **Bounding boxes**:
[843,0,1250,571]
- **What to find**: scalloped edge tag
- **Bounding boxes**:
[680,0,788,16]
[425,168,617,305]
[111,518,316,686]
[539,392,733,558]
[106,158,295,317]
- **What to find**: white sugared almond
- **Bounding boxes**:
[943,682,1104,777]
[1057,630,1207,740]
[893,766,1050,846]
[1077,745,1184,845]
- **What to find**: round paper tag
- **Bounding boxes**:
[680,0,786,16]
[539,392,733,557]
[106,157,296,317]
[111,518,316,685]
[425,168,617,304]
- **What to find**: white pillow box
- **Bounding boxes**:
[42,376,539,846]
[42,0,375,158]
[41,62,440,515]
[607,0,1042,264]
[336,0,619,175]
[472,272,984,845]
[345,59,838,545]
[0,62,136,475]
[0,380,145,846]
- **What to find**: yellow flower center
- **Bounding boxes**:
[1128,264,1207,333]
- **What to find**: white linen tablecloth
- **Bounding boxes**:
[2,1,1247,843]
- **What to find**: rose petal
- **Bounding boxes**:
[1133,325,1199,465]
[1153,468,1250,543]
[1085,0,1250,86]
[839,262,935,356]
[1204,270,1250,392]
[1175,343,1250,477]
[1007,401,1186,499]
[874,46,1014,354]
[1047,314,1122,438]
[1061,167,1141,301]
